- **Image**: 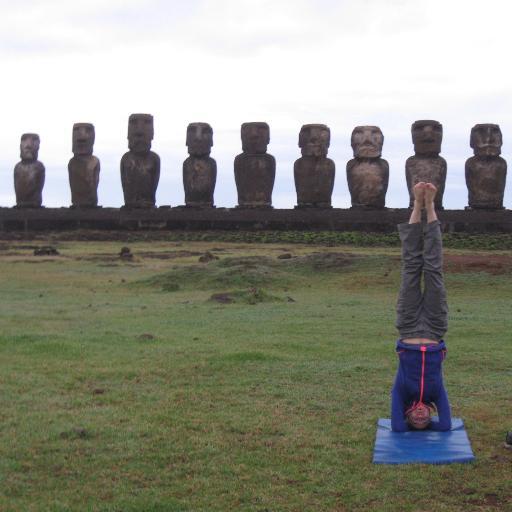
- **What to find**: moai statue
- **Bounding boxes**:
[14,133,45,208]
[68,123,100,207]
[120,113,160,208]
[406,120,446,209]
[465,124,507,209]
[294,124,335,208]
[183,122,216,207]
[234,122,275,208]
[346,126,389,208]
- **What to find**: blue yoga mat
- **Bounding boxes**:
[373,417,475,465]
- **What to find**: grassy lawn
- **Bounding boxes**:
[0,238,511,511]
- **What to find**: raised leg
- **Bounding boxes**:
[395,183,425,338]
[422,187,448,340]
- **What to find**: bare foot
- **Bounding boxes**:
[413,182,426,207]
[425,183,438,222]
[424,182,437,204]
[408,182,426,223]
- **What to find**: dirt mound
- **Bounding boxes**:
[144,253,356,293]
[444,254,512,275]
[199,251,219,263]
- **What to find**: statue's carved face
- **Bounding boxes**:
[72,123,95,156]
[412,120,442,155]
[299,124,330,157]
[471,124,502,157]
[128,114,154,153]
[241,122,269,154]
[186,123,213,157]
[351,126,383,158]
[20,133,40,161]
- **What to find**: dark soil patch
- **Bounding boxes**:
[138,250,203,260]
[444,254,512,275]
[59,427,91,440]
[289,252,355,270]
[138,333,156,341]
[210,292,234,304]
[466,493,503,508]
[34,246,59,256]
[209,288,283,305]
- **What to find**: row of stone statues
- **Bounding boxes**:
[13,116,508,210]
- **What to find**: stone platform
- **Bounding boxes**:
[0,207,510,234]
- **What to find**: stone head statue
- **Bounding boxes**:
[128,113,154,153]
[186,122,213,157]
[299,124,330,157]
[412,120,442,155]
[241,122,270,154]
[72,123,95,156]
[470,124,502,157]
[20,133,40,162]
[351,126,383,158]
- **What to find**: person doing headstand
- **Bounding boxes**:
[391,182,452,432]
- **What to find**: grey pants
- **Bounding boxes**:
[395,220,448,341]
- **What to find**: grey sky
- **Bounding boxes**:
[1,0,511,208]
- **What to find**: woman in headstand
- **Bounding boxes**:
[391,181,452,432]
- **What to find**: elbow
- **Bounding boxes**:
[391,418,408,433]
[431,418,452,431]
[439,419,452,432]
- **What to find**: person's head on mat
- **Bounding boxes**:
[406,402,434,430]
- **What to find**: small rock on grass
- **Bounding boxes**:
[119,246,133,260]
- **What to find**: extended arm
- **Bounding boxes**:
[391,378,409,432]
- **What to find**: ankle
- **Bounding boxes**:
[425,202,437,222]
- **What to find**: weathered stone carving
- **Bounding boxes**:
[346,126,388,208]
[183,122,216,207]
[68,123,100,207]
[294,124,335,208]
[14,133,45,208]
[465,124,507,209]
[406,120,446,209]
[120,114,160,208]
[234,122,275,208]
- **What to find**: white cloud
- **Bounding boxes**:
[0,0,511,208]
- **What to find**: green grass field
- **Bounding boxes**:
[1,238,511,511]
